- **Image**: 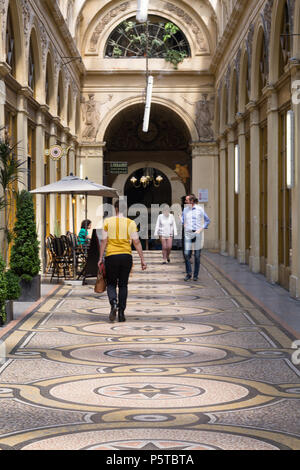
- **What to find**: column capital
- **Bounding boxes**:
[190,141,218,157]
[289,59,300,78]
[0,62,11,78]
[235,112,245,124]
[18,86,33,99]
[245,100,258,113]
[79,142,106,158]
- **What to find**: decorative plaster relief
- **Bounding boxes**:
[81,93,113,142]
[89,2,130,52]
[164,2,209,53]
[183,94,215,141]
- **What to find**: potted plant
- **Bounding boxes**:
[0,253,7,326]
[0,135,25,264]
[4,270,21,323]
[10,190,41,301]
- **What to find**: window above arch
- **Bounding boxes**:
[104,15,190,63]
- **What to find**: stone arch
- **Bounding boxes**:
[269,0,293,83]
[238,46,249,113]
[97,95,198,143]
[57,70,66,121]
[112,160,186,205]
[219,81,227,134]
[28,26,43,100]
[82,2,211,58]
[66,84,73,129]
[294,0,300,57]
[250,21,266,101]
[75,95,81,137]
[45,51,55,113]
[228,65,238,124]
[5,0,26,84]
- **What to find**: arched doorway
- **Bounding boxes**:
[124,167,171,208]
[103,102,191,199]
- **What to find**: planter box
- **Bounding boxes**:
[18,275,41,302]
[5,300,13,324]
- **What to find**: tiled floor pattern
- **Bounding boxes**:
[0,251,300,450]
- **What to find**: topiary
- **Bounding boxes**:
[0,253,7,323]
[10,190,40,282]
[4,270,21,300]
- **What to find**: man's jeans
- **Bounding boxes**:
[184,232,202,278]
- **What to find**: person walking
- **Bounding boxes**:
[154,204,177,264]
[98,200,147,322]
[182,194,210,281]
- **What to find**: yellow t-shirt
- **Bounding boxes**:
[104,216,138,257]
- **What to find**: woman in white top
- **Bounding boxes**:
[154,204,178,264]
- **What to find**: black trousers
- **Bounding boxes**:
[105,254,133,311]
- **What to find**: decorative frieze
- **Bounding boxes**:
[89,2,130,52]
[164,2,209,53]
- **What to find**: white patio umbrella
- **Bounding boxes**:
[30,174,119,279]
[30,173,119,234]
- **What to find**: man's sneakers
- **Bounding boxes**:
[109,300,118,322]
[184,274,192,281]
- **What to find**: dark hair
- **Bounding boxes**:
[114,199,127,214]
[81,219,91,229]
[187,194,197,203]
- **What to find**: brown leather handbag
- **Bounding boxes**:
[94,262,107,293]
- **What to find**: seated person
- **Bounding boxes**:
[78,219,92,246]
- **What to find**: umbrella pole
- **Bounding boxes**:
[72,193,76,279]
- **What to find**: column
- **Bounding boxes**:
[17,88,30,190]
[49,121,57,235]
[289,64,300,298]
[78,142,105,230]
[191,142,219,249]
[35,109,46,270]
[247,101,260,273]
[219,137,227,254]
[266,86,279,284]
[60,128,69,235]
[68,137,77,233]
[237,114,246,263]
[227,127,235,257]
[0,77,6,249]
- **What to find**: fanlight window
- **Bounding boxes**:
[105,16,190,61]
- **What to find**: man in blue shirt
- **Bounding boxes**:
[181,194,210,281]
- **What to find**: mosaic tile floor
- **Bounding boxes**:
[0,252,300,450]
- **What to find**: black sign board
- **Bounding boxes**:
[106,162,128,174]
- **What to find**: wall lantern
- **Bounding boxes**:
[286,110,294,189]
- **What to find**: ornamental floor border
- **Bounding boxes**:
[0,251,299,450]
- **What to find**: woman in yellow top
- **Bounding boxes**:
[98,199,147,322]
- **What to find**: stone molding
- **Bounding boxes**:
[79,142,106,158]
[190,141,218,157]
